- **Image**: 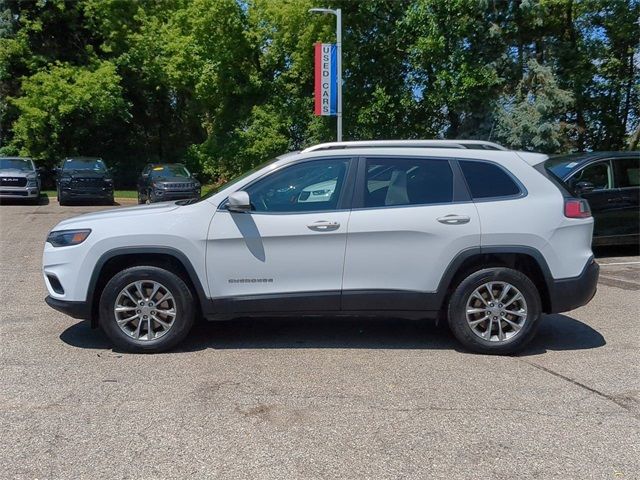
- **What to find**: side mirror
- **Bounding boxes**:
[227,191,251,213]
[574,181,595,195]
[141,173,149,179]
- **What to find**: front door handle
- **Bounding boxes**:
[437,214,471,225]
[307,220,340,232]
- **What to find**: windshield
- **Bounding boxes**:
[545,154,584,179]
[63,158,107,172]
[0,158,34,171]
[150,164,190,178]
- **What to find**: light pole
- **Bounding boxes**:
[309,7,342,142]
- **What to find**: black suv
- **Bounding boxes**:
[137,163,201,203]
[56,157,114,206]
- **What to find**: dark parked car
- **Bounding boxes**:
[0,157,41,204]
[56,157,114,206]
[545,151,639,246]
[137,163,201,204]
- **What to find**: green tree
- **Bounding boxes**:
[495,59,574,152]
[10,61,128,162]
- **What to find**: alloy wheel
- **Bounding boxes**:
[465,281,528,342]
[113,280,177,341]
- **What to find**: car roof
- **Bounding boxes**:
[64,156,103,161]
[551,151,638,164]
[0,156,33,160]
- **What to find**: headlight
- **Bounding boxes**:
[27,176,38,187]
[46,229,91,247]
[153,183,166,190]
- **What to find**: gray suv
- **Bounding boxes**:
[0,157,41,204]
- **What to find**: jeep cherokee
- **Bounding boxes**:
[43,141,599,354]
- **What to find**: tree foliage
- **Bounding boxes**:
[496,59,574,152]
[1,0,638,183]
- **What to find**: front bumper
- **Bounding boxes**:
[152,190,199,202]
[0,187,39,198]
[45,295,91,320]
[548,257,599,313]
[61,189,113,199]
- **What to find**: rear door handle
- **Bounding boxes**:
[307,220,340,232]
[437,214,471,225]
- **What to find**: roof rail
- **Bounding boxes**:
[302,140,507,153]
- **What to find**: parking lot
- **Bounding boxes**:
[1,200,638,479]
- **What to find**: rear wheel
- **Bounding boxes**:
[447,267,541,354]
[99,266,195,353]
[137,190,146,204]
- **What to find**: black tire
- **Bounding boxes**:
[59,193,68,206]
[447,267,542,355]
[99,266,195,353]
[137,190,145,204]
[106,195,114,205]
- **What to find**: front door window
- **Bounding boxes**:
[245,159,349,212]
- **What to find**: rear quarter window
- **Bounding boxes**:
[459,160,521,199]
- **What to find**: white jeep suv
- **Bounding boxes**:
[43,141,599,354]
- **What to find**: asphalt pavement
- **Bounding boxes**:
[0,199,638,479]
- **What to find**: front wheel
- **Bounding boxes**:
[99,266,195,353]
[447,267,542,355]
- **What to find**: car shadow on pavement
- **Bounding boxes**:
[594,244,640,258]
[59,313,605,355]
[0,194,49,205]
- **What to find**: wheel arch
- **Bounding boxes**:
[87,247,210,327]
[437,246,553,314]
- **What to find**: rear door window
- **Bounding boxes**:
[363,157,454,207]
[615,157,640,188]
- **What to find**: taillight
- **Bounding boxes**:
[564,198,591,218]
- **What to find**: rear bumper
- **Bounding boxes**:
[548,258,599,313]
[45,295,91,320]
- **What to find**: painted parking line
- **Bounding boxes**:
[599,261,640,266]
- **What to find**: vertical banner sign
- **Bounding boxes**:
[314,43,337,116]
